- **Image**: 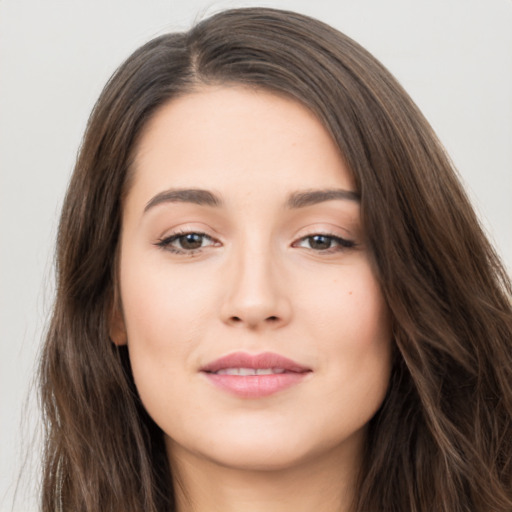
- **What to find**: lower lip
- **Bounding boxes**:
[203,372,309,398]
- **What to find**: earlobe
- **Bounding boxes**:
[109,306,128,346]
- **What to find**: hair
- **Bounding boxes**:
[39,7,512,512]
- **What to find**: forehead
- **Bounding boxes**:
[127,85,355,207]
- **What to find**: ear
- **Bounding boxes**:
[109,304,128,346]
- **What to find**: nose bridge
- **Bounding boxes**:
[221,234,290,328]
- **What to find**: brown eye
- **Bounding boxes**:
[307,235,334,250]
[177,233,205,250]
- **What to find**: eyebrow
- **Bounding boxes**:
[286,188,360,208]
[143,187,360,213]
[144,188,222,212]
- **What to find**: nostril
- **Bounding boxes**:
[229,315,279,324]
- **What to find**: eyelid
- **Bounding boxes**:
[154,221,223,243]
[292,222,356,241]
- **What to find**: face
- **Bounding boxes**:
[112,86,392,473]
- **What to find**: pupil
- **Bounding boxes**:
[310,235,331,250]
[180,233,203,250]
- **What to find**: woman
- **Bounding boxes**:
[39,7,512,512]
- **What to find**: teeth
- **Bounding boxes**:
[215,368,286,376]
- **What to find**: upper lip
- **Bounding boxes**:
[201,351,311,374]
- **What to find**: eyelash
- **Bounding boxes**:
[155,231,356,255]
[155,231,217,255]
[292,233,356,253]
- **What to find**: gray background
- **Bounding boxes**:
[1,1,511,510]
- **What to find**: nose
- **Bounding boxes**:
[220,246,292,329]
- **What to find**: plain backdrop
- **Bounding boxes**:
[1,1,511,510]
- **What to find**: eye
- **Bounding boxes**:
[293,234,355,252]
[155,232,218,254]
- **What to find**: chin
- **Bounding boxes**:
[208,440,309,472]
[166,421,365,475]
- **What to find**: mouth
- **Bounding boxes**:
[200,352,312,398]
[213,367,289,375]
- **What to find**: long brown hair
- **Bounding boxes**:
[40,7,512,511]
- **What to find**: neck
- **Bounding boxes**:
[167,435,363,512]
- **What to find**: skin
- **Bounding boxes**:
[111,86,392,512]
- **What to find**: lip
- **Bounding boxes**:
[200,351,312,398]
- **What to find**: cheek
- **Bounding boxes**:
[299,261,390,346]
[300,263,392,413]
[118,263,212,424]
[118,258,214,386]
[121,254,212,337]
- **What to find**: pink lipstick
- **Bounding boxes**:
[201,352,311,398]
